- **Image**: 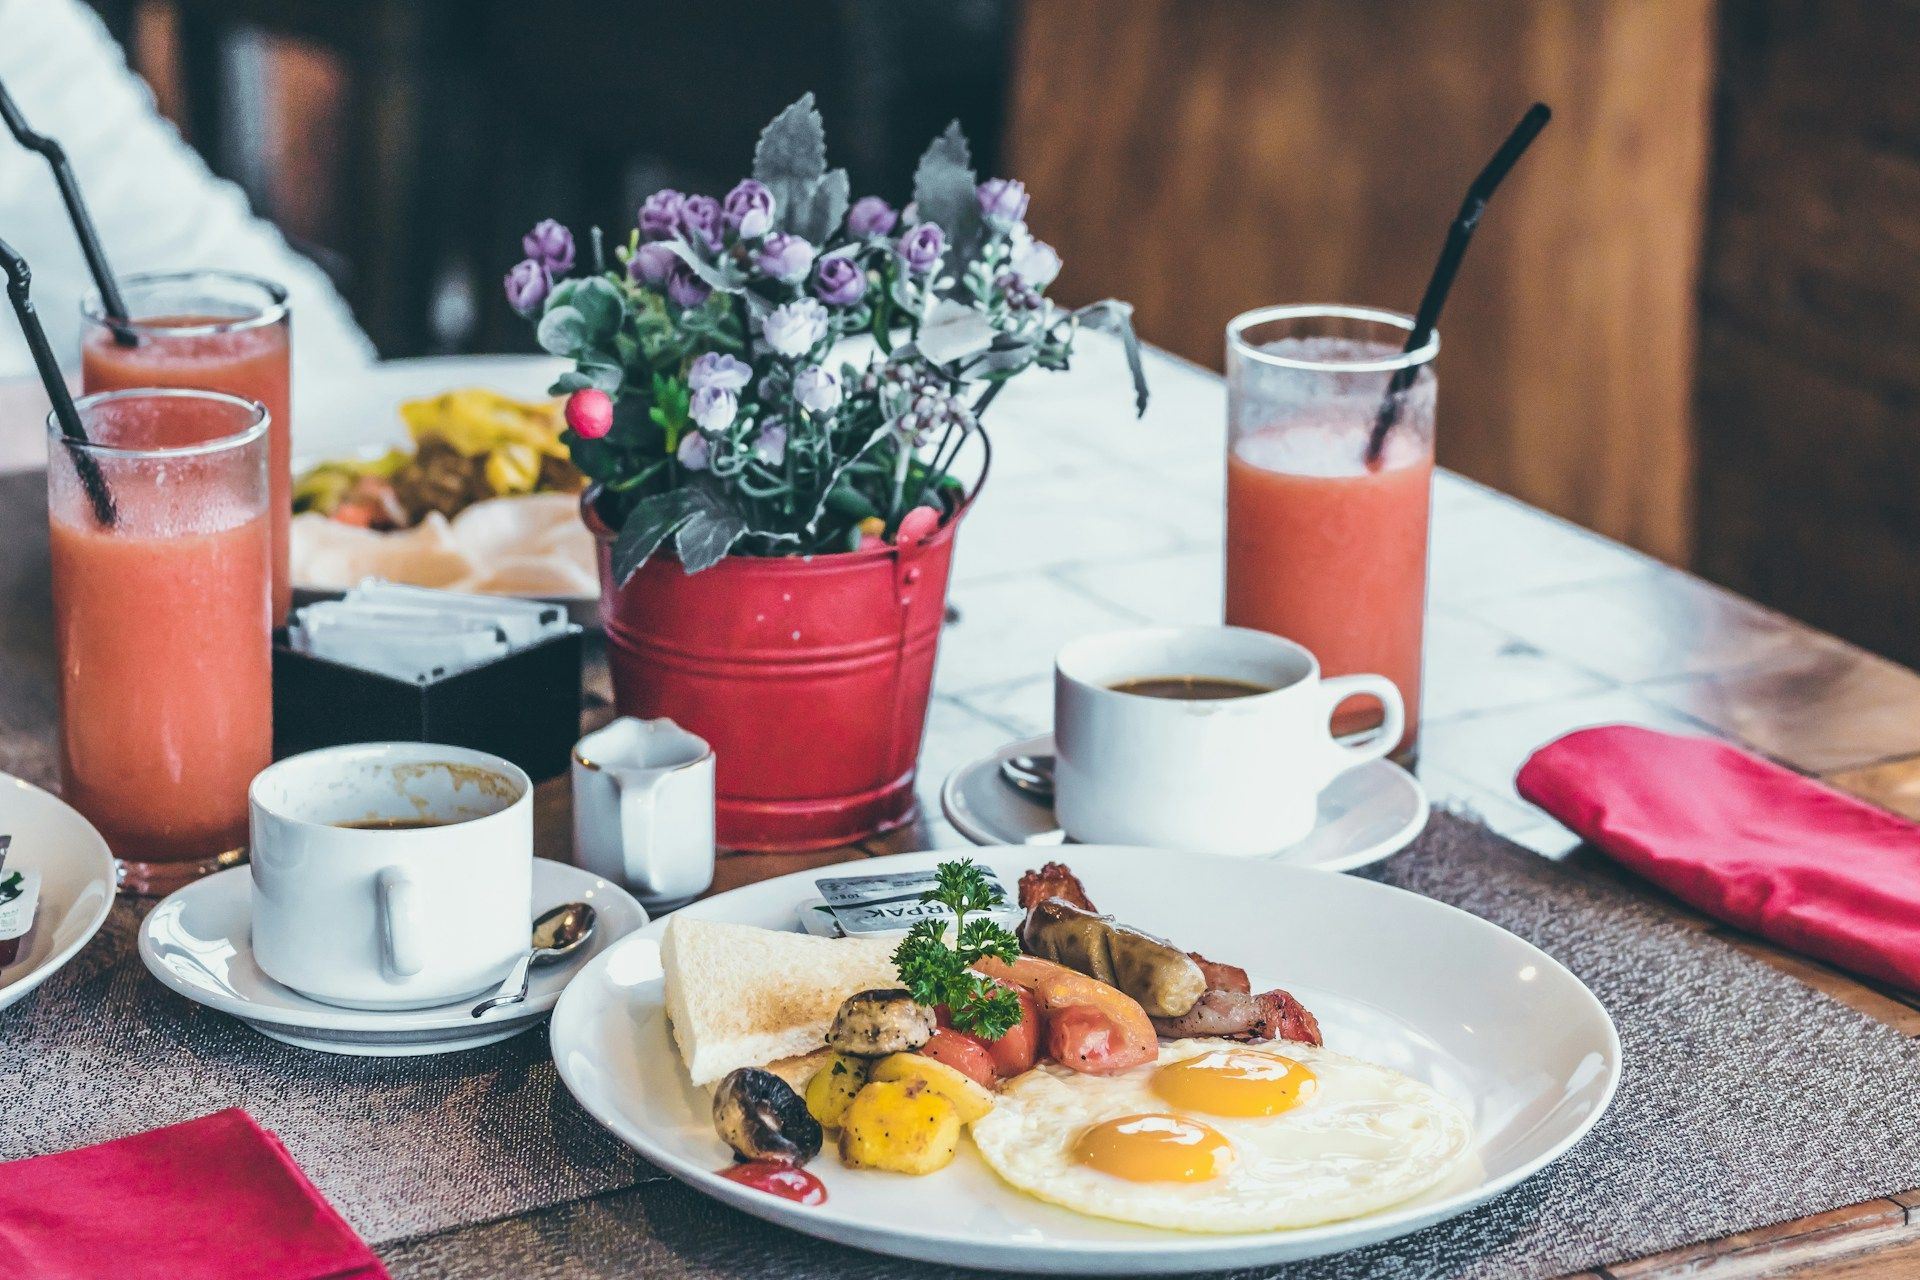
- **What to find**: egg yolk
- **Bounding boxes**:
[1072,1113,1233,1182]
[1150,1048,1318,1117]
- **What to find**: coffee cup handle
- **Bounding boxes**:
[616,772,666,889]
[376,866,427,980]
[1317,674,1406,776]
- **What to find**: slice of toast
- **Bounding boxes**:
[660,916,900,1087]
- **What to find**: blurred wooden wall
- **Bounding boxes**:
[1007,0,1715,564]
[1695,0,1920,665]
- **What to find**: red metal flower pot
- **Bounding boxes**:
[585,493,967,852]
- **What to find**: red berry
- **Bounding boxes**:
[565,388,614,440]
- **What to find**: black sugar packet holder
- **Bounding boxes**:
[272,621,585,782]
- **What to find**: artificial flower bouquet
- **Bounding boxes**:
[504,94,1148,582]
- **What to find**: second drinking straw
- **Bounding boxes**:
[0,236,116,525]
[0,76,135,345]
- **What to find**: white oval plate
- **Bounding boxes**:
[551,846,1619,1274]
[943,734,1429,872]
[0,775,116,1015]
[139,859,645,1055]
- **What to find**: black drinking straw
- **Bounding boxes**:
[0,236,117,526]
[1365,103,1552,467]
[0,77,137,347]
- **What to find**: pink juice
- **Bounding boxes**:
[82,279,292,624]
[48,390,272,893]
[1225,425,1433,750]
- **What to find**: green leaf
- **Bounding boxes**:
[674,486,749,572]
[577,360,624,394]
[911,121,985,271]
[611,489,698,584]
[549,371,594,395]
[753,93,829,235]
[548,278,581,310]
[571,276,625,337]
[535,305,587,357]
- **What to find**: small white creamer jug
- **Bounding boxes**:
[572,717,715,910]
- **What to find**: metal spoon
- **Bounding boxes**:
[471,901,597,1018]
[998,753,1056,803]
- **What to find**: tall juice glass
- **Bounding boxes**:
[81,271,292,623]
[1224,305,1439,758]
[48,389,273,894]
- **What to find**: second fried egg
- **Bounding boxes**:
[970,1038,1473,1232]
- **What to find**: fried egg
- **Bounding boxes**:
[970,1038,1473,1232]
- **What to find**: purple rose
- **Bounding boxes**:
[792,364,842,415]
[976,178,1029,228]
[503,259,550,316]
[676,432,711,471]
[688,386,738,433]
[760,298,829,358]
[723,179,776,240]
[847,195,898,238]
[629,242,677,287]
[751,423,787,466]
[688,352,752,393]
[896,222,946,275]
[638,189,686,240]
[665,263,711,309]
[753,232,816,283]
[521,219,575,274]
[678,195,723,252]
[812,255,867,306]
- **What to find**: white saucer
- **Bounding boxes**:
[0,775,116,1015]
[138,859,646,1055]
[941,734,1429,871]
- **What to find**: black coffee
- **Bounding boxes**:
[335,817,450,831]
[1108,675,1272,701]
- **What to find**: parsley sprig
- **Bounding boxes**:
[891,860,1023,1040]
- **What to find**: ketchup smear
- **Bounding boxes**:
[718,1160,827,1206]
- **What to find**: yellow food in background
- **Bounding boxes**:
[805,1053,873,1131]
[295,388,584,527]
[837,1079,962,1175]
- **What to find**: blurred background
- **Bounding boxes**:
[81,0,1919,668]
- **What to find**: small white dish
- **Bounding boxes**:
[139,859,645,1055]
[942,734,1428,872]
[0,775,116,1016]
[550,846,1620,1274]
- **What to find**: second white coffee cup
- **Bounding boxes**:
[249,742,533,1010]
[1054,626,1404,856]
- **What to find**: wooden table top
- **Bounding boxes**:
[5,343,1920,1276]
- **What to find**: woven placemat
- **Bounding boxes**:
[0,891,663,1244]
[370,811,1920,1279]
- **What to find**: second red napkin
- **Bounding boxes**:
[0,1108,388,1280]
[1517,723,1920,993]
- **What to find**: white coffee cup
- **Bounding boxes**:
[248,742,533,1010]
[572,717,715,911]
[1054,626,1405,856]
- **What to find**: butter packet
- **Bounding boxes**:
[0,839,39,967]
[810,867,1023,939]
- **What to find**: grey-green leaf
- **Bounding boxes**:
[786,167,850,245]
[661,239,746,295]
[535,305,588,357]
[1071,299,1151,416]
[612,489,698,584]
[675,487,749,572]
[912,121,984,271]
[754,93,829,235]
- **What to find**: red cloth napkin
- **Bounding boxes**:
[1517,724,1920,993]
[0,1108,388,1280]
